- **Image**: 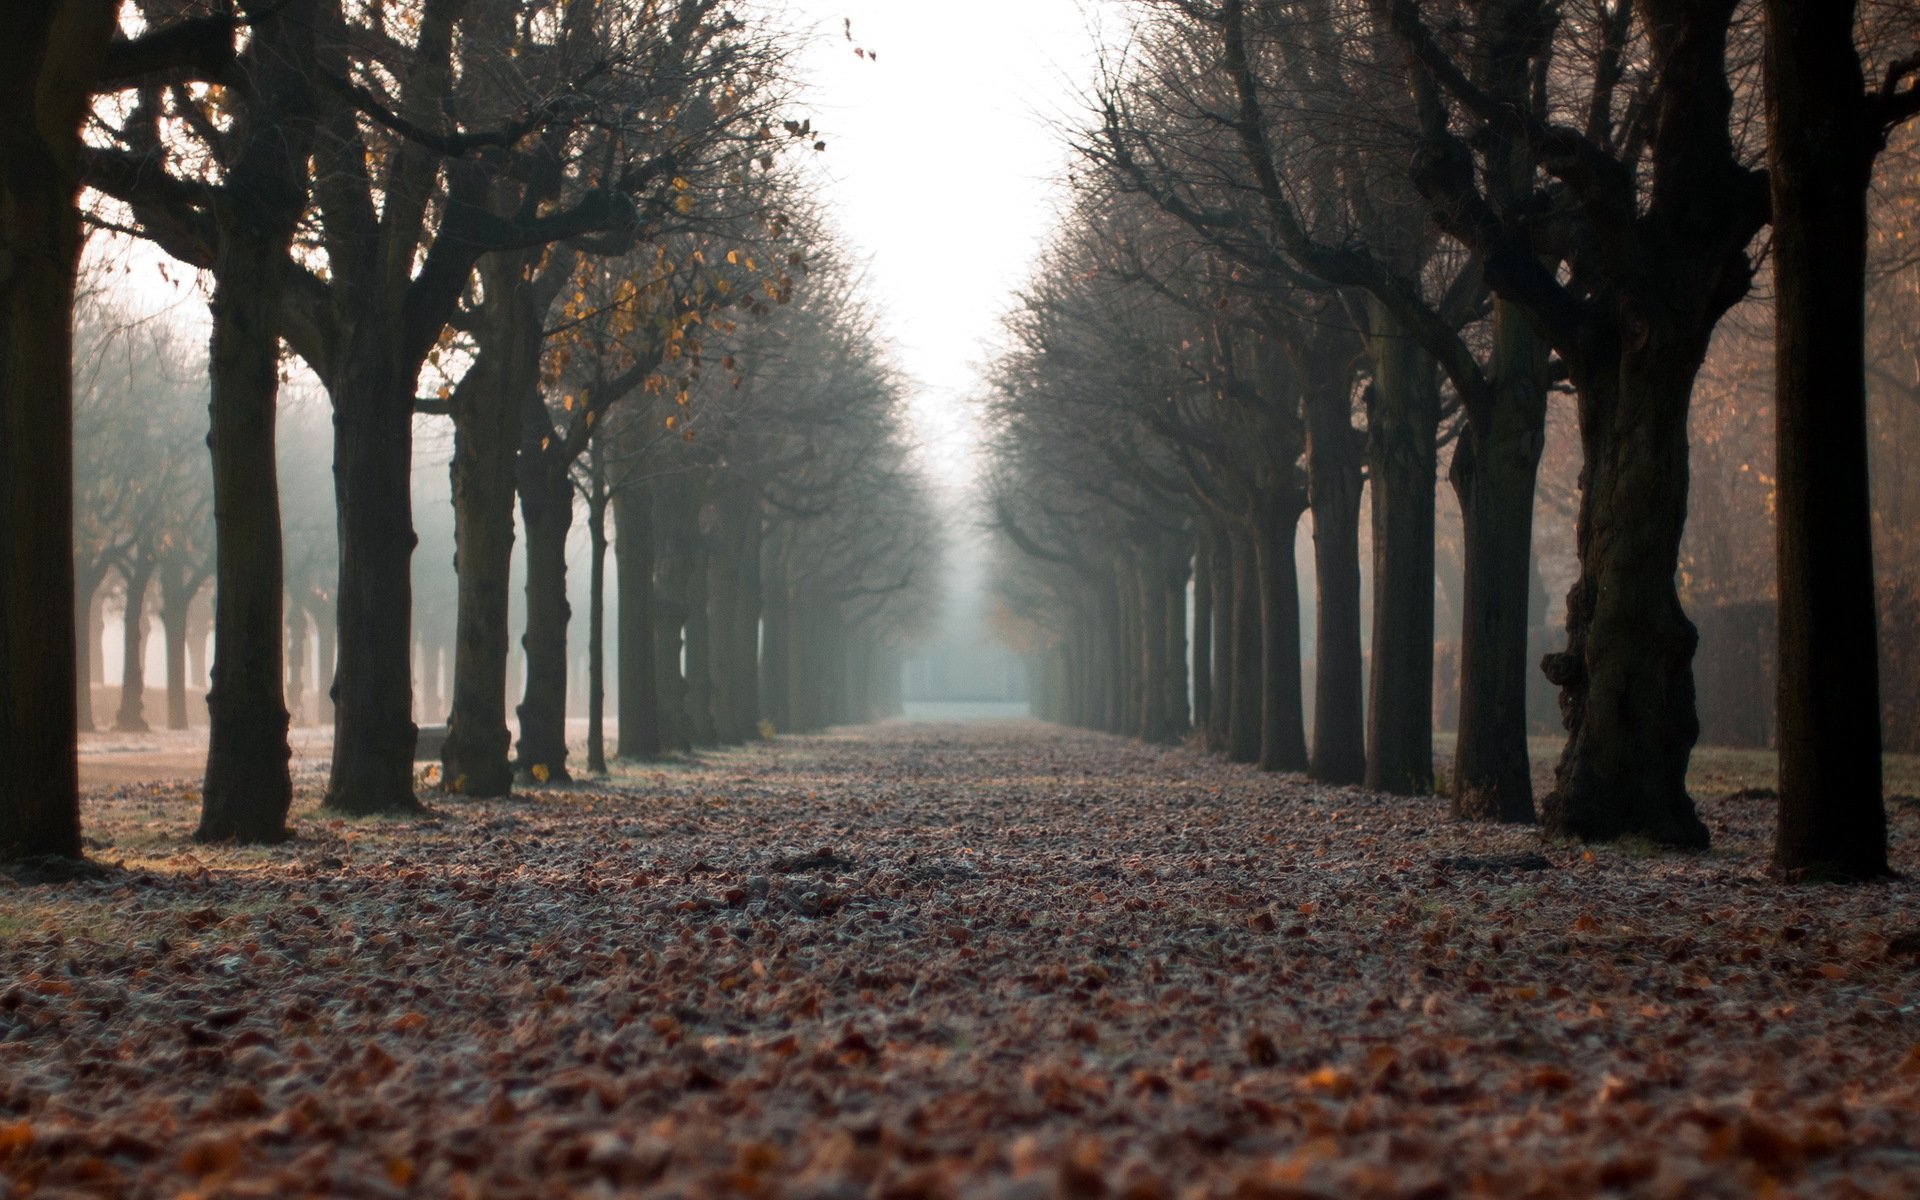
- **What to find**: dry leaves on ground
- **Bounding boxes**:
[4,721,1919,1198]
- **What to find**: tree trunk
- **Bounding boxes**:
[1095,580,1124,735]
[687,520,719,745]
[1137,562,1170,743]
[1254,496,1309,772]
[1542,353,1710,848]
[115,555,156,732]
[324,347,421,816]
[314,610,335,726]
[74,568,106,733]
[651,472,694,752]
[1363,306,1439,794]
[197,0,312,841]
[0,3,106,859]
[1763,0,1887,879]
[758,536,790,736]
[186,593,208,691]
[1192,531,1213,737]
[1450,296,1547,823]
[614,472,660,759]
[708,488,762,743]
[1163,552,1190,736]
[284,600,308,727]
[1303,354,1366,784]
[1226,526,1263,763]
[515,450,573,782]
[1209,522,1236,753]
[729,498,763,740]
[441,262,540,798]
[586,444,609,775]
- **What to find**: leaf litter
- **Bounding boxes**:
[4,721,1919,1198]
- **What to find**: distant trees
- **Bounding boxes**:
[3,3,938,864]
[985,0,1920,875]
[70,297,213,735]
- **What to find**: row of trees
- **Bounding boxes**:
[1,0,935,862]
[72,296,213,735]
[985,0,1920,880]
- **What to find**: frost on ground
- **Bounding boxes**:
[5,721,1920,1198]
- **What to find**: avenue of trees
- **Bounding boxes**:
[985,0,1920,880]
[2,0,936,862]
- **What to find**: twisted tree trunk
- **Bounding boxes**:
[1542,351,1710,848]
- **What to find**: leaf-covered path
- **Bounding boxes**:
[6,721,1920,1198]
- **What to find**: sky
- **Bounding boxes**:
[89,2,1120,487]
[784,1,1115,489]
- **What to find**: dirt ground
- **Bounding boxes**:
[6,720,1917,1198]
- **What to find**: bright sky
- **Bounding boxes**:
[786,1,1114,488]
[90,3,1119,487]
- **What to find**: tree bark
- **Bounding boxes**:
[0,2,109,861]
[1191,531,1214,737]
[1450,297,1546,823]
[115,553,157,732]
[1224,526,1263,763]
[1163,551,1190,736]
[1254,496,1309,772]
[585,443,609,775]
[284,600,308,727]
[651,471,695,752]
[1363,306,1439,794]
[314,609,335,726]
[73,568,106,733]
[1542,354,1710,848]
[686,512,718,745]
[614,472,660,759]
[1302,349,1366,784]
[759,533,791,735]
[708,487,763,743]
[1209,522,1236,753]
[515,443,574,783]
[1137,562,1171,742]
[196,0,311,842]
[323,345,422,816]
[1763,0,1888,880]
[441,260,539,798]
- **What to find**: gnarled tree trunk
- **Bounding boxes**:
[1542,350,1710,848]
